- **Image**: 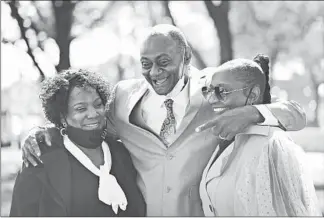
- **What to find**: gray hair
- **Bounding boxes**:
[147,24,189,52]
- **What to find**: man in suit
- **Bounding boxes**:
[22,24,306,216]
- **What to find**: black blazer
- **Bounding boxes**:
[9,137,146,217]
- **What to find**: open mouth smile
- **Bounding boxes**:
[153,77,168,86]
[212,107,227,113]
[84,123,99,128]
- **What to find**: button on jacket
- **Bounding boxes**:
[107,67,307,216]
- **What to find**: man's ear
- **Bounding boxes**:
[184,45,192,65]
[248,85,261,105]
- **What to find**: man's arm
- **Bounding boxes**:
[260,97,307,131]
[196,99,307,140]
[105,83,119,139]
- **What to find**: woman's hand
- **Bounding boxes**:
[22,126,60,167]
[195,106,263,140]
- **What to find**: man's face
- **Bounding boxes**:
[140,35,185,95]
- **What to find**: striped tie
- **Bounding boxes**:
[160,99,176,146]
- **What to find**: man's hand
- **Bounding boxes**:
[195,106,263,140]
[22,126,59,167]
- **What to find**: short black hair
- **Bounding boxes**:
[148,24,189,52]
[39,68,112,128]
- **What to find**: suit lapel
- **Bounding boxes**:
[169,69,204,144]
[126,80,149,119]
[125,80,166,147]
[41,149,71,215]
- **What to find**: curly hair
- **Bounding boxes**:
[39,68,112,128]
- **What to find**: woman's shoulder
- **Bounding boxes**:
[268,127,304,154]
[258,127,307,171]
[104,137,131,159]
[241,126,305,166]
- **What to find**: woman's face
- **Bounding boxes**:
[64,86,106,130]
[203,69,252,112]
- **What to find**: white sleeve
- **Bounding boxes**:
[253,105,279,126]
[234,131,321,216]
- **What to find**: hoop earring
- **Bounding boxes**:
[60,128,67,136]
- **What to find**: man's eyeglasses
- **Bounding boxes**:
[201,85,250,102]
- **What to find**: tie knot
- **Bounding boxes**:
[164,99,174,109]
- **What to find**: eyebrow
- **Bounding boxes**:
[140,53,171,61]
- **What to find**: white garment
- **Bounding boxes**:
[63,136,128,214]
[254,104,279,126]
[141,75,190,136]
[201,126,321,216]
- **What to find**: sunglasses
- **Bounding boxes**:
[201,85,250,102]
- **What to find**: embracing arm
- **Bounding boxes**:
[105,83,119,140]
[255,96,307,131]
[196,98,306,141]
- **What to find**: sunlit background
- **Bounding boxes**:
[1,1,324,216]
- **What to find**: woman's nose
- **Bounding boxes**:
[207,93,219,104]
[87,107,100,118]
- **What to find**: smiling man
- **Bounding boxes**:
[22,24,307,216]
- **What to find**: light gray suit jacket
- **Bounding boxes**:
[107,67,306,216]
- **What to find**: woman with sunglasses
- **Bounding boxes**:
[199,54,321,216]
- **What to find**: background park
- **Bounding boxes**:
[1,1,324,215]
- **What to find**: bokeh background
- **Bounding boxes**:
[1,0,324,216]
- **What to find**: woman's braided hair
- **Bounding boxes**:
[253,54,271,104]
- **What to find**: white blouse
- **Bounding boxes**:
[200,126,321,216]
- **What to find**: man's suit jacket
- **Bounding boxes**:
[107,66,306,216]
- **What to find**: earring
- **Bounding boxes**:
[60,123,67,136]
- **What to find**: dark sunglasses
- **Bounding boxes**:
[201,86,250,102]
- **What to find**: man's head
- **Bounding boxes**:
[140,24,192,95]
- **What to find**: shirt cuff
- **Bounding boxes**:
[253,105,279,126]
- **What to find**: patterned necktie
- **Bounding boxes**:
[160,99,176,146]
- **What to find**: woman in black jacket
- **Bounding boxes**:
[10,69,146,217]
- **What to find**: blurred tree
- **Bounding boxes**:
[51,0,75,71]
[204,0,233,64]
[161,0,207,69]
[232,1,324,126]
[4,0,117,74]
[7,0,45,81]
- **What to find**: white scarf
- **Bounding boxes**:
[63,135,128,214]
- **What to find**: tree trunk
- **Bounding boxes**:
[269,45,280,87]
[163,0,207,69]
[309,67,320,127]
[52,0,75,72]
[204,0,233,64]
[8,0,46,81]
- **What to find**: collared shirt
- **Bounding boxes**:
[108,73,307,216]
[201,125,321,216]
[141,75,190,136]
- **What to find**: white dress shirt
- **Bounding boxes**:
[141,75,190,136]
